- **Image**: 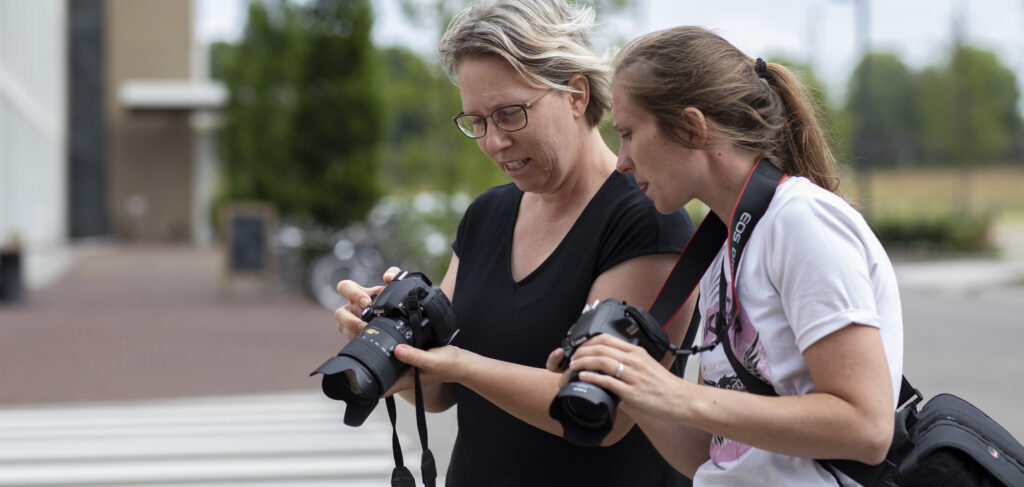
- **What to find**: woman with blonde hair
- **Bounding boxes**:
[552,26,903,485]
[334,1,696,485]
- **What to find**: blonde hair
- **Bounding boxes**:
[438,0,611,127]
[614,26,839,191]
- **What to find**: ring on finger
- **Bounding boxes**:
[615,362,625,379]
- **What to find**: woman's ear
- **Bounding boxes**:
[566,74,590,118]
[681,107,708,147]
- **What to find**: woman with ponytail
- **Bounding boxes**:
[549,26,903,485]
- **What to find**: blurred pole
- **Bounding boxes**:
[806,4,823,69]
[952,0,971,216]
[633,0,648,36]
[856,0,873,217]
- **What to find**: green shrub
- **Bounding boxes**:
[869,212,994,254]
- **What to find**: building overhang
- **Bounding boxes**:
[119,79,226,111]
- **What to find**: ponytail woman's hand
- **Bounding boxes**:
[545,347,575,389]
[565,334,688,420]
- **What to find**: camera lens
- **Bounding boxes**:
[562,396,610,428]
[549,374,621,446]
[312,271,460,428]
[341,367,376,397]
[312,317,411,426]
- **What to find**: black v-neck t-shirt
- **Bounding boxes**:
[447,172,695,486]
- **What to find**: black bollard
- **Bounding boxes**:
[0,249,25,303]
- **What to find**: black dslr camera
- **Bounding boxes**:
[311,271,458,426]
[549,299,673,446]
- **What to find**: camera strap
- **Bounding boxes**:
[712,157,789,396]
[384,292,438,487]
[385,396,416,486]
[648,159,786,357]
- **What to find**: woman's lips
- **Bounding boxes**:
[504,158,529,174]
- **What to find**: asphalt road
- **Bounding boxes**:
[898,285,1024,440]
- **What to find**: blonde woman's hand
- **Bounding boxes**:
[333,266,403,340]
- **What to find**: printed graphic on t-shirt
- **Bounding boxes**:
[701,289,773,465]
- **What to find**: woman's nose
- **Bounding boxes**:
[615,151,634,174]
[481,126,514,154]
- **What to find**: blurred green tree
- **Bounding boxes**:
[917,44,1021,165]
[378,46,505,195]
[218,1,303,219]
[291,0,383,226]
[218,0,382,229]
[845,52,920,166]
[397,0,634,35]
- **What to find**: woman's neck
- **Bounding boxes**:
[701,146,762,222]
[529,129,616,212]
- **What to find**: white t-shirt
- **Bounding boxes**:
[693,177,904,486]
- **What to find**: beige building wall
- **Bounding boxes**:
[106,0,193,241]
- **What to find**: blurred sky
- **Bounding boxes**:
[195,0,1024,104]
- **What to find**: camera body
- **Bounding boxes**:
[549,299,671,446]
[311,271,458,426]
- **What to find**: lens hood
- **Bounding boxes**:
[311,355,381,426]
[549,378,620,447]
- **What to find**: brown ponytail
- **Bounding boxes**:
[614,26,839,192]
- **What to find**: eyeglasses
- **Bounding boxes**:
[452,89,553,139]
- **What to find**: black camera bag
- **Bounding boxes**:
[825,382,1024,486]
[653,160,1024,486]
[785,376,1024,486]
[888,391,1024,486]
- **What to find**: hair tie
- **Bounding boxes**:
[754,58,767,78]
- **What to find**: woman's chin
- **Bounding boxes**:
[653,196,687,215]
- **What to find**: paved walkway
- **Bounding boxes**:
[0,244,456,486]
[889,221,1024,295]
[1,245,338,405]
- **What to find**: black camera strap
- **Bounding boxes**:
[385,291,438,487]
[712,157,789,396]
[385,396,416,487]
[648,159,786,357]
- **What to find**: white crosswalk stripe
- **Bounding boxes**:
[0,391,437,487]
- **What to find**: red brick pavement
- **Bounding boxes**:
[0,245,347,405]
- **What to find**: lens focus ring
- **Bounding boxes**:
[344,319,410,393]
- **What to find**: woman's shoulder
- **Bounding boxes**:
[770,177,864,225]
[600,173,681,217]
[609,172,694,231]
[763,177,880,263]
[588,172,694,258]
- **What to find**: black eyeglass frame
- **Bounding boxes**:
[452,89,553,139]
